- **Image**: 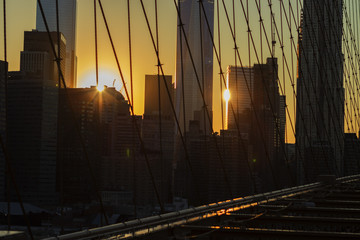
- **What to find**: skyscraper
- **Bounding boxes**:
[226,66,253,132]
[296,0,344,182]
[6,31,65,206]
[144,75,173,117]
[36,0,77,88]
[251,58,282,192]
[175,0,214,135]
[0,61,7,201]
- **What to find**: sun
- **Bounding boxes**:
[97,85,105,92]
[223,89,231,102]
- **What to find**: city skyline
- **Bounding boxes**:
[0,0,360,238]
[1,0,305,142]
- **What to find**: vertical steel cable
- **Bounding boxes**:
[155,0,164,209]
[178,0,187,139]
[55,0,64,233]
[127,0,137,218]
[94,0,99,87]
[217,0,224,132]
[2,0,10,232]
[199,0,207,137]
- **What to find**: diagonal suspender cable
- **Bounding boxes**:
[37,0,109,225]
[126,0,137,218]
[154,0,164,204]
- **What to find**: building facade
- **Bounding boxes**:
[175,0,214,135]
[6,31,64,206]
[296,0,344,182]
[36,0,77,88]
[226,66,253,132]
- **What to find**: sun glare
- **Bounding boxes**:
[97,85,105,92]
[223,89,231,102]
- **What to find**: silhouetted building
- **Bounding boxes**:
[6,31,65,206]
[174,123,252,206]
[144,74,173,117]
[58,86,133,205]
[22,30,66,84]
[141,75,174,206]
[36,0,77,87]
[0,61,7,201]
[296,0,344,183]
[227,66,253,132]
[251,58,285,192]
[175,0,214,135]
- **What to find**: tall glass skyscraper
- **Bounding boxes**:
[296,0,344,182]
[175,0,214,135]
[36,0,77,88]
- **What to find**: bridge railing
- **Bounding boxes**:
[43,174,360,240]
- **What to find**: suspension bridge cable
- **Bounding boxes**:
[97,0,164,213]
[37,0,109,225]
[94,0,99,88]
[154,0,165,206]
[2,0,10,231]
[55,0,65,232]
[126,0,137,218]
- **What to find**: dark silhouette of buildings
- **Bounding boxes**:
[6,31,65,206]
[141,74,174,206]
[251,57,286,192]
[0,61,7,201]
[174,123,252,206]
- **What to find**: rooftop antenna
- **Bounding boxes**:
[271,13,276,57]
